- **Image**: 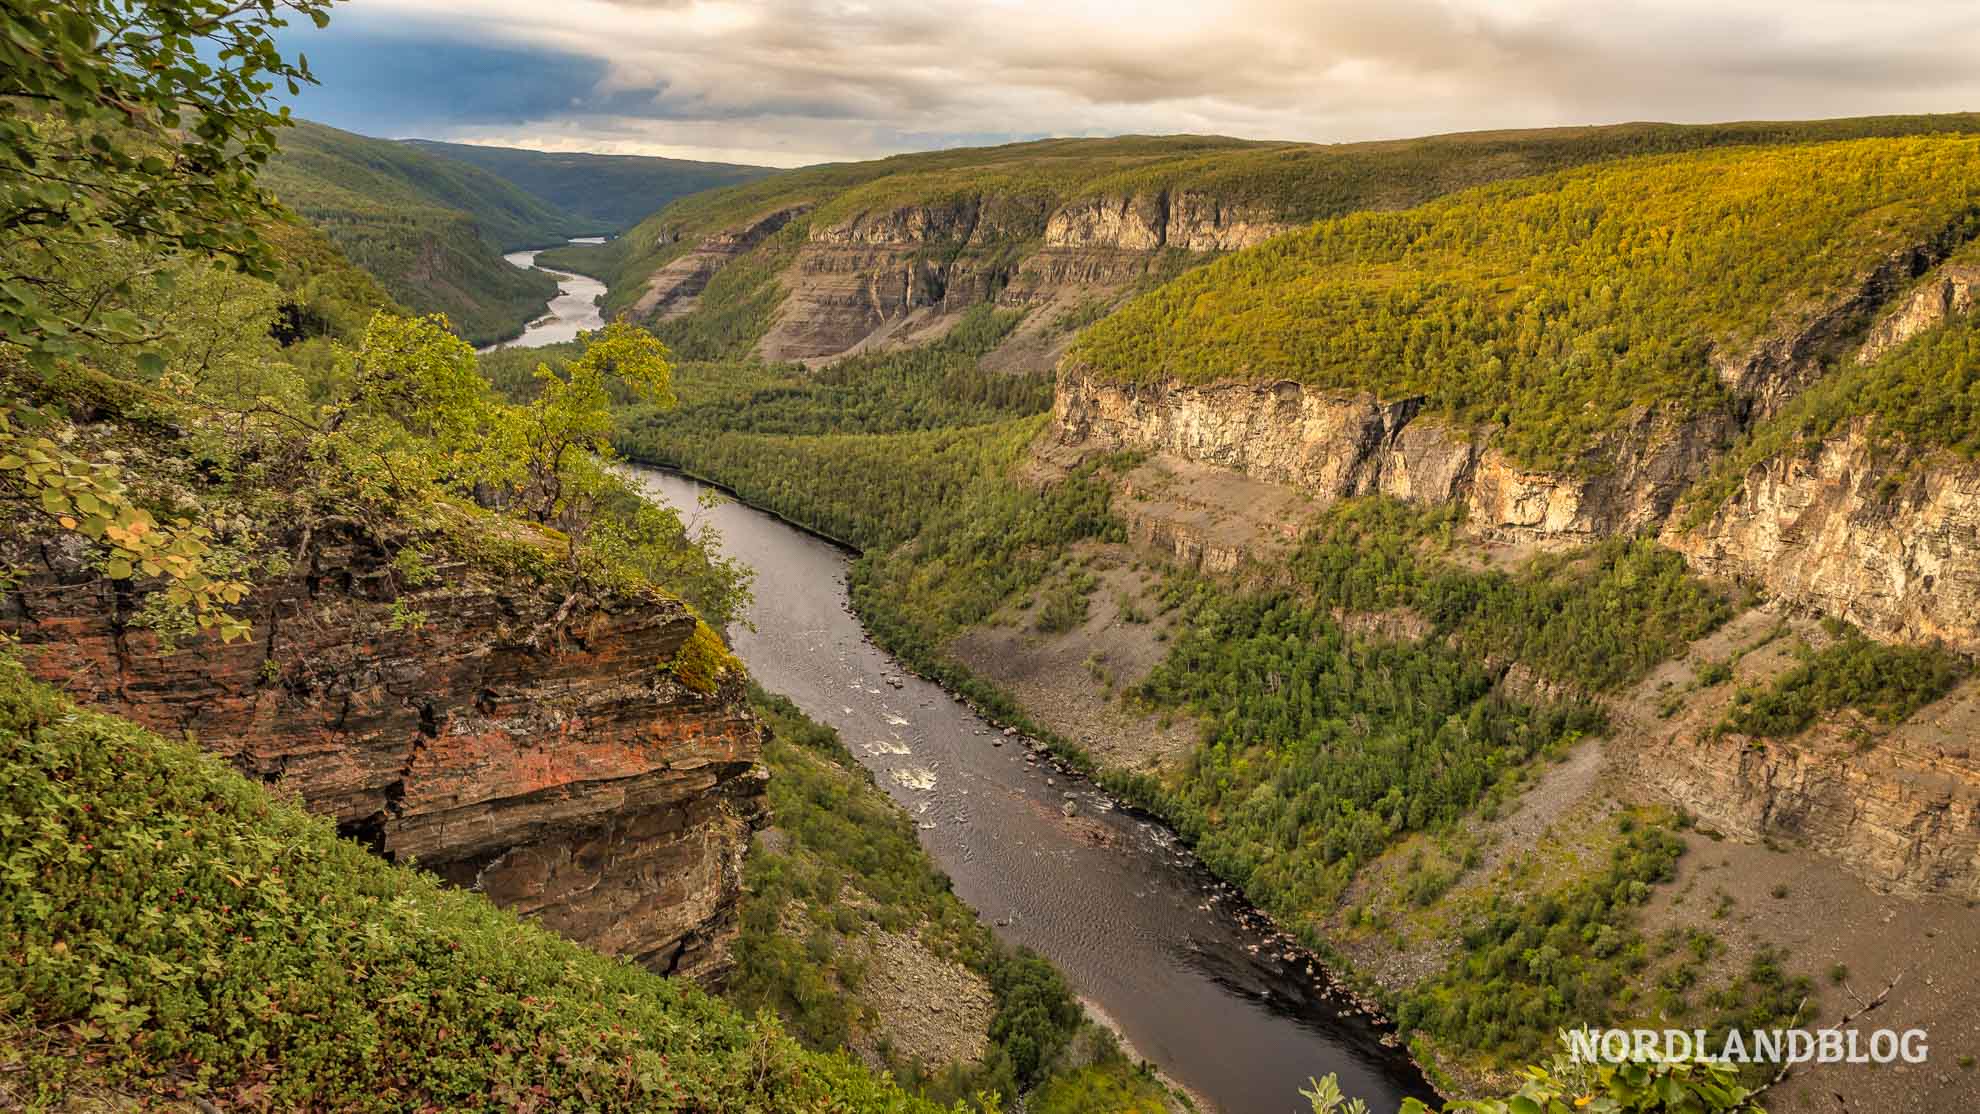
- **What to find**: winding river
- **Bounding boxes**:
[479,237,609,351]
[494,251,1435,1113]
[635,470,1433,1114]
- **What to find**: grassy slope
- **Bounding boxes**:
[1073,136,1980,471]
[403,139,776,233]
[600,113,1980,320]
[262,121,582,345]
[0,657,942,1113]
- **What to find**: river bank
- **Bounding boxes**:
[631,465,1436,1114]
[477,237,609,352]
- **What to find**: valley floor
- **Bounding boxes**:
[943,477,1980,1109]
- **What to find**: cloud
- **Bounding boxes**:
[282,0,1980,166]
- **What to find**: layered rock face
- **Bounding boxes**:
[1856,260,1978,364]
[1054,370,1733,540]
[1671,423,1980,653]
[632,205,806,321]
[1,528,766,983]
[1671,260,1980,655]
[1614,619,1980,899]
[641,189,1290,364]
[1630,712,1980,899]
[1041,190,1289,252]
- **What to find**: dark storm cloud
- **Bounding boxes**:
[298,0,1980,165]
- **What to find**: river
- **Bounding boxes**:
[490,248,1436,1113]
[630,468,1434,1114]
[478,237,609,351]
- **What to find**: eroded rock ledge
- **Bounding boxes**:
[1055,370,1732,540]
[2,526,766,983]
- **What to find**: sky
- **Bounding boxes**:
[277,0,1980,168]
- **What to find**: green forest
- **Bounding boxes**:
[1071,137,1980,471]
[1718,621,1966,738]
[1116,499,1730,921]
[602,112,1980,328]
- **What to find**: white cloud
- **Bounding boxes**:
[337,0,1980,165]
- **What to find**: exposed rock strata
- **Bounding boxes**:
[1630,715,1980,900]
[1042,190,1289,252]
[1856,260,1978,364]
[1669,422,1980,653]
[651,189,1288,364]
[632,205,806,321]
[1615,618,1980,899]
[1055,371,1734,540]
[1,527,766,983]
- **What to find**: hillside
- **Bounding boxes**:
[404,138,775,232]
[604,114,1980,1112]
[1068,136,1980,470]
[600,113,1980,366]
[262,121,583,345]
[0,656,944,1113]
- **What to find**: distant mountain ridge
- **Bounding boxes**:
[601,112,1980,364]
[262,120,580,345]
[402,139,776,233]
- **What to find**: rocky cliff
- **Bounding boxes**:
[1671,422,1980,654]
[1670,260,1980,654]
[1051,238,1979,555]
[1,524,766,983]
[1054,370,1734,540]
[635,189,1289,364]
[1614,615,1980,898]
[632,205,806,321]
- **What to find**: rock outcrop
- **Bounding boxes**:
[1710,239,1963,419]
[1670,422,1980,653]
[1054,370,1734,541]
[641,188,1290,364]
[1613,615,1980,899]
[632,205,806,321]
[1856,259,1979,365]
[1041,190,1289,252]
[1630,712,1980,899]
[1,525,767,983]
[1051,231,1980,554]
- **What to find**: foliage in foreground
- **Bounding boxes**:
[1306,1054,1765,1114]
[0,657,948,1113]
[1,0,331,368]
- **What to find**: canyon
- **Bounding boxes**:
[631,188,1290,363]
